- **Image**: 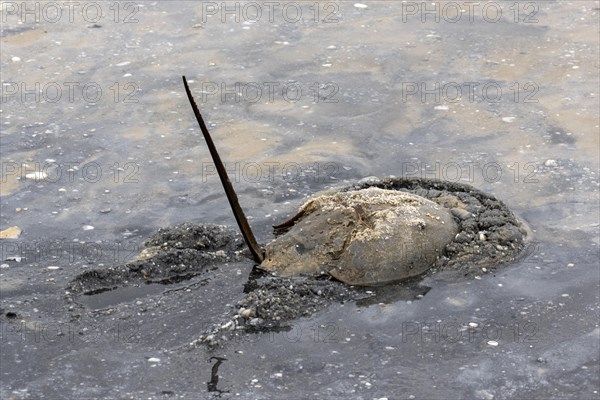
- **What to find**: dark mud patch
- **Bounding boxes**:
[192,275,364,348]
[67,178,530,347]
[239,276,356,323]
[65,223,248,323]
[143,223,244,253]
[67,223,245,298]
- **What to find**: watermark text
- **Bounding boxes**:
[401,161,539,184]
[1,161,140,184]
[201,161,340,183]
[197,81,338,104]
[401,81,539,104]
[200,1,340,24]
[1,241,142,264]
[1,1,140,24]
[1,81,139,104]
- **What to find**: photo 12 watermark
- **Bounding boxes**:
[1,240,143,265]
[222,319,540,346]
[401,81,539,104]
[400,161,539,184]
[196,2,539,25]
[195,81,339,104]
[198,161,539,185]
[401,320,539,344]
[1,81,140,104]
[1,320,143,345]
[1,161,140,184]
[1,1,140,24]
[220,322,343,345]
[400,2,539,23]
[200,161,340,183]
[199,1,340,24]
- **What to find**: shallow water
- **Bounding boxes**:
[78,283,166,310]
[1,1,598,399]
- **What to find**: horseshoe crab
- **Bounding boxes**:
[261,188,458,285]
[183,76,458,286]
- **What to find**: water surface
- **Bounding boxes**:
[1,1,598,399]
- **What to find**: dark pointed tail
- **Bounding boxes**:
[182,76,265,263]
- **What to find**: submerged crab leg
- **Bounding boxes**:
[182,76,265,263]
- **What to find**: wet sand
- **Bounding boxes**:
[1,1,598,399]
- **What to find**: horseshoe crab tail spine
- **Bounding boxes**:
[182,76,265,263]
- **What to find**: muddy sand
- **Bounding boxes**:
[67,177,529,347]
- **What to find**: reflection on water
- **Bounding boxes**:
[78,283,165,310]
[207,356,229,395]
